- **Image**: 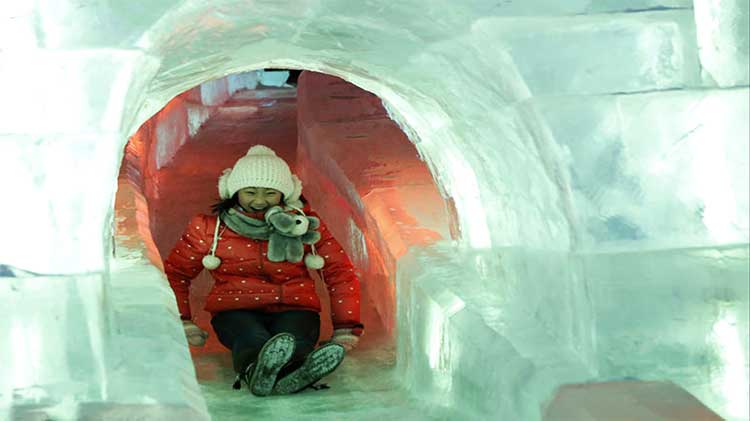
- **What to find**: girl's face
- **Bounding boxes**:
[237,187,283,212]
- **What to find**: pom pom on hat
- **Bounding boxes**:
[245,145,277,156]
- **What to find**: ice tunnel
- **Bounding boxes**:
[1,1,748,420]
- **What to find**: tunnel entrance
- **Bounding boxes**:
[115,69,452,417]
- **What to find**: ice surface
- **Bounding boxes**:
[258,70,290,87]
[0,133,123,274]
[694,0,750,86]
[530,88,750,249]
[1,1,748,420]
[396,240,748,419]
[0,273,106,420]
[397,243,595,419]
[0,1,179,49]
[585,244,749,420]
[154,97,191,169]
[102,251,210,421]
[226,72,259,95]
[473,10,701,95]
[0,50,158,135]
[193,346,470,421]
[483,0,694,16]
[198,78,231,107]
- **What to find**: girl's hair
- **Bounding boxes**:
[211,193,238,214]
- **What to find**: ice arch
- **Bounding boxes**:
[127,38,573,255]
[124,68,455,344]
[1,1,748,420]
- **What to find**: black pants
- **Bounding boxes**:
[211,309,320,375]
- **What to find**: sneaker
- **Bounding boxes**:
[248,333,296,397]
[273,343,345,395]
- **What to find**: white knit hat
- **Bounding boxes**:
[218,145,303,207]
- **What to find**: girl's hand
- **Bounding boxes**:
[331,328,360,351]
[183,320,209,347]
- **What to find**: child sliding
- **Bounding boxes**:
[164,145,364,396]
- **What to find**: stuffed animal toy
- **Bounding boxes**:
[264,206,324,269]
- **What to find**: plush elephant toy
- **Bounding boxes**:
[264,206,324,269]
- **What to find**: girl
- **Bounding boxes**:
[164,145,363,396]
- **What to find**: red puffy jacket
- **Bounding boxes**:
[163,204,362,330]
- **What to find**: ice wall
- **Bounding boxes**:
[495,9,748,419]
[1,0,748,419]
[295,72,451,336]
[694,0,750,86]
[398,244,596,420]
[583,244,749,419]
[473,10,701,95]
[531,88,749,248]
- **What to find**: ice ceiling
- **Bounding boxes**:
[0,1,748,420]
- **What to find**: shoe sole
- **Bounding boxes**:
[273,343,345,395]
[249,333,296,397]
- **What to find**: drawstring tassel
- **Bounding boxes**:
[304,244,325,270]
[202,217,223,270]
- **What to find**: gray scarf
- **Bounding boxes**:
[219,208,272,240]
[219,207,319,264]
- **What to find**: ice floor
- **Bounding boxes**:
[192,341,465,420]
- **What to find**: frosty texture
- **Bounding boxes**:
[694,0,750,86]
[531,88,750,248]
[474,10,701,95]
